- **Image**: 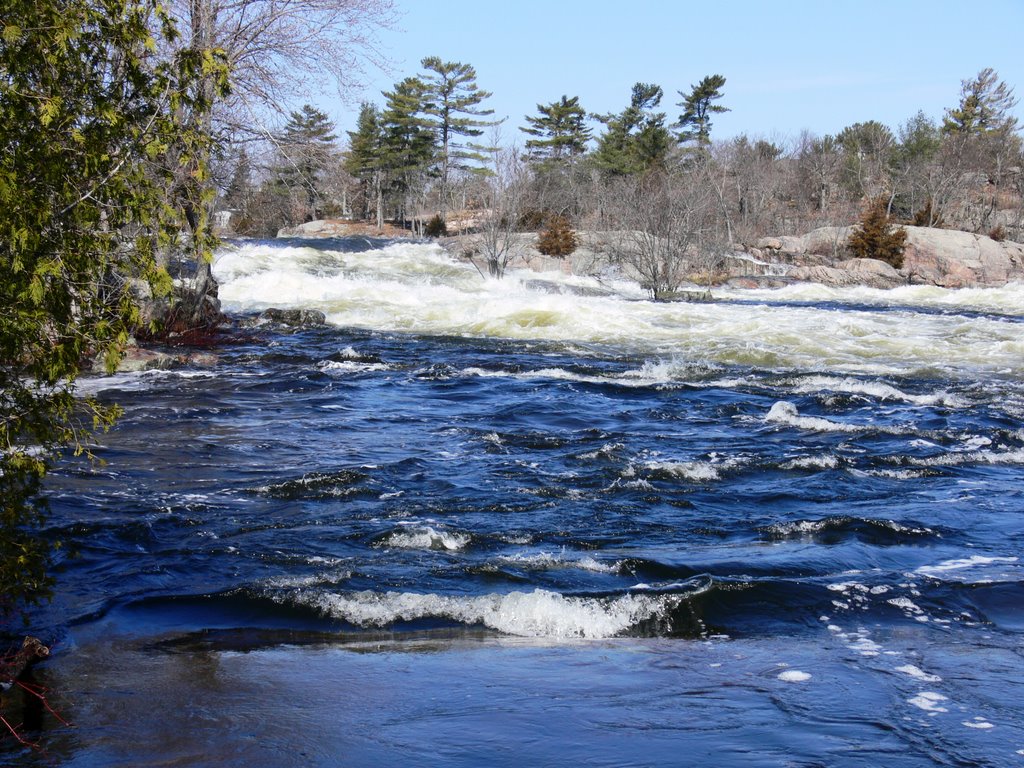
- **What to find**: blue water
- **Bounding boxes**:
[5,239,1024,766]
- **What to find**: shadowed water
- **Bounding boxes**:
[5,238,1024,766]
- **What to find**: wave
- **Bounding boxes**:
[789,375,965,407]
[288,587,699,639]
[375,525,471,552]
[765,401,863,433]
[213,242,1024,379]
[251,469,371,500]
[762,516,937,545]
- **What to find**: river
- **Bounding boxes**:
[7,237,1024,766]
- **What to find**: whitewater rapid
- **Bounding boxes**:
[214,239,1024,379]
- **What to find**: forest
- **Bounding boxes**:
[222,60,1024,264]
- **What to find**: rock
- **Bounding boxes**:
[110,348,175,372]
[788,265,863,287]
[258,308,327,327]
[900,226,1024,287]
[725,276,794,290]
[836,258,905,288]
[662,289,714,303]
[755,236,783,251]
[277,219,355,238]
[801,226,852,258]
[184,352,218,367]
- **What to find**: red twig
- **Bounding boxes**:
[15,680,72,728]
[0,712,39,749]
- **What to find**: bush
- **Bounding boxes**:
[536,215,579,257]
[848,196,907,269]
[911,200,944,228]
[989,224,1006,242]
[424,214,447,238]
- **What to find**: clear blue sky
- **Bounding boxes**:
[326,0,1024,146]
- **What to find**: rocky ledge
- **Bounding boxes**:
[754,226,1024,289]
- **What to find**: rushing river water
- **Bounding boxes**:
[7,237,1024,766]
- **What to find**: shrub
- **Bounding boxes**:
[424,214,447,238]
[848,196,907,269]
[911,200,944,228]
[536,215,579,257]
[989,224,1006,242]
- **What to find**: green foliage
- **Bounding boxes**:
[847,197,907,268]
[536,215,579,257]
[943,68,1019,136]
[521,95,591,162]
[273,104,339,221]
[592,83,671,175]
[676,74,728,147]
[419,56,497,219]
[0,0,221,617]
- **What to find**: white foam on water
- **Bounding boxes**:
[781,454,840,470]
[911,449,1024,469]
[299,588,680,639]
[493,551,621,574]
[377,526,471,552]
[915,555,1018,577]
[909,692,949,713]
[895,664,942,683]
[790,375,965,407]
[962,720,995,729]
[778,670,812,683]
[765,401,863,433]
[213,242,1024,379]
[645,460,723,482]
[317,360,392,374]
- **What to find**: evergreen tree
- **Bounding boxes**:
[592,83,671,175]
[380,77,436,226]
[419,56,498,220]
[848,196,907,268]
[943,68,1019,136]
[345,101,386,225]
[1,0,221,614]
[676,74,729,147]
[274,104,339,221]
[521,95,591,162]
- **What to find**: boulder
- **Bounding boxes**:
[900,226,1024,287]
[277,219,355,238]
[258,308,327,327]
[836,258,905,288]
[109,347,175,373]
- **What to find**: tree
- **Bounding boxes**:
[345,102,386,225]
[272,104,340,222]
[676,74,729,148]
[464,147,530,279]
[847,196,907,268]
[521,95,591,163]
[1,0,221,615]
[379,77,436,228]
[592,83,671,176]
[836,120,895,201]
[419,56,497,221]
[943,68,1019,137]
[603,169,717,299]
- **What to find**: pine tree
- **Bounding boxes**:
[521,95,591,163]
[592,83,671,175]
[419,56,498,221]
[943,68,1019,136]
[345,102,386,225]
[380,77,436,227]
[848,196,907,268]
[274,104,339,221]
[676,74,728,147]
